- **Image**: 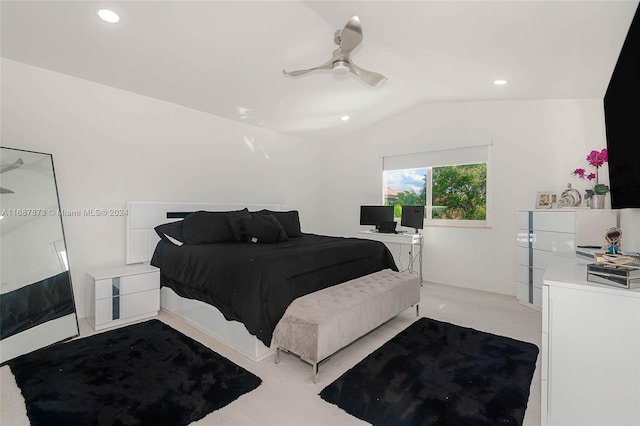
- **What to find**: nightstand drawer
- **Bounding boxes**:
[121,271,159,294]
[95,289,160,326]
[95,272,159,300]
[95,271,159,299]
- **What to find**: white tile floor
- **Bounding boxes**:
[1,282,542,425]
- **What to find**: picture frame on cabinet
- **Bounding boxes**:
[535,191,557,209]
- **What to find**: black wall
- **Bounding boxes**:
[604,4,640,208]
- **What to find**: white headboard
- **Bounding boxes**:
[126,201,283,264]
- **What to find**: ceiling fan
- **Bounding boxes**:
[283,15,387,87]
[0,158,23,194]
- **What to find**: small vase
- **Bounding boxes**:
[590,194,606,209]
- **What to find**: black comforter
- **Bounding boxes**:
[151,234,397,346]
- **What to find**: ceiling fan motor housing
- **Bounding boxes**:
[332,60,350,75]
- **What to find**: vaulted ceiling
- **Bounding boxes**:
[2,1,638,140]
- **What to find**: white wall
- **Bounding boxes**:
[4,58,639,315]
[1,59,322,317]
[317,99,640,295]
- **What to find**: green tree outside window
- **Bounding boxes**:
[384,163,486,222]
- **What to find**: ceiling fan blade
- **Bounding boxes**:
[283,59,333,77]
[0,158,24,174]
[350,61,387,87]
[339,15,363,55]
[0,187,15,194]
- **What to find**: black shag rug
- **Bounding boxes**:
[7,319,261,426]
[320,317,539,426]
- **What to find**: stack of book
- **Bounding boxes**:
[587,262,640,289]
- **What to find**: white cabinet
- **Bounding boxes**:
[516,209,617,309]
[86,264,160,330]
[541,253,640,425]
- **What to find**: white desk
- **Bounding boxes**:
[358,230,423,283]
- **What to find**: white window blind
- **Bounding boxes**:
[383,144,491,171]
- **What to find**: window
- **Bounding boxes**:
[383,144,491,227]
[51,239,69,271]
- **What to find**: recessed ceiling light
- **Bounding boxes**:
[341,115,350,121]
[493,79,508,85]
[98,9,120,23]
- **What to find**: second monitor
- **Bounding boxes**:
[401,205,425,234]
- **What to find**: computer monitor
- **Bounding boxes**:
[401,205,425,233]
[360,205,394,231]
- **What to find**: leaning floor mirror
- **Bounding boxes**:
[0,147,79,364]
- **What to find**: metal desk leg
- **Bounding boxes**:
[419,236,423,284]
[408,244,414,275]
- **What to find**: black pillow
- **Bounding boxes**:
[154,221,184,246]
[243,214,281,244]
[182,211,235,244]
[226,208,252,242]
[259,214,289,242]
[256,210,302,237]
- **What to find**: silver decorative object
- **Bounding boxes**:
[558,183,582,207]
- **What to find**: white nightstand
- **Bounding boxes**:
[86,264,160,330]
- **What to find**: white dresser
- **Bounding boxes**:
[516,209,617,309]
[541,252,640,425]
[86,264,160,330]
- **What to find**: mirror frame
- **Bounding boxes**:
[0,147,79,364]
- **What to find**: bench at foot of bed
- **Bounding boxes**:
[272,269,420,383]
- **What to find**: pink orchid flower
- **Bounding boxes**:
[572,168,586,178]
[572,149,608,183]
[586,148,608,168]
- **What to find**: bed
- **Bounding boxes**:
[126,201,397,361]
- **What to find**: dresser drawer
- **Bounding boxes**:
[517,246,530,266]
[533,230,575,253]
[533,267,545,289]
[517,264,530,285]
[516,281,530,302]
[533,249,553,270]
[533,211,575,233]
[516,229,531,248]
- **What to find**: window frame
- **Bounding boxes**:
[382,143,492,229]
